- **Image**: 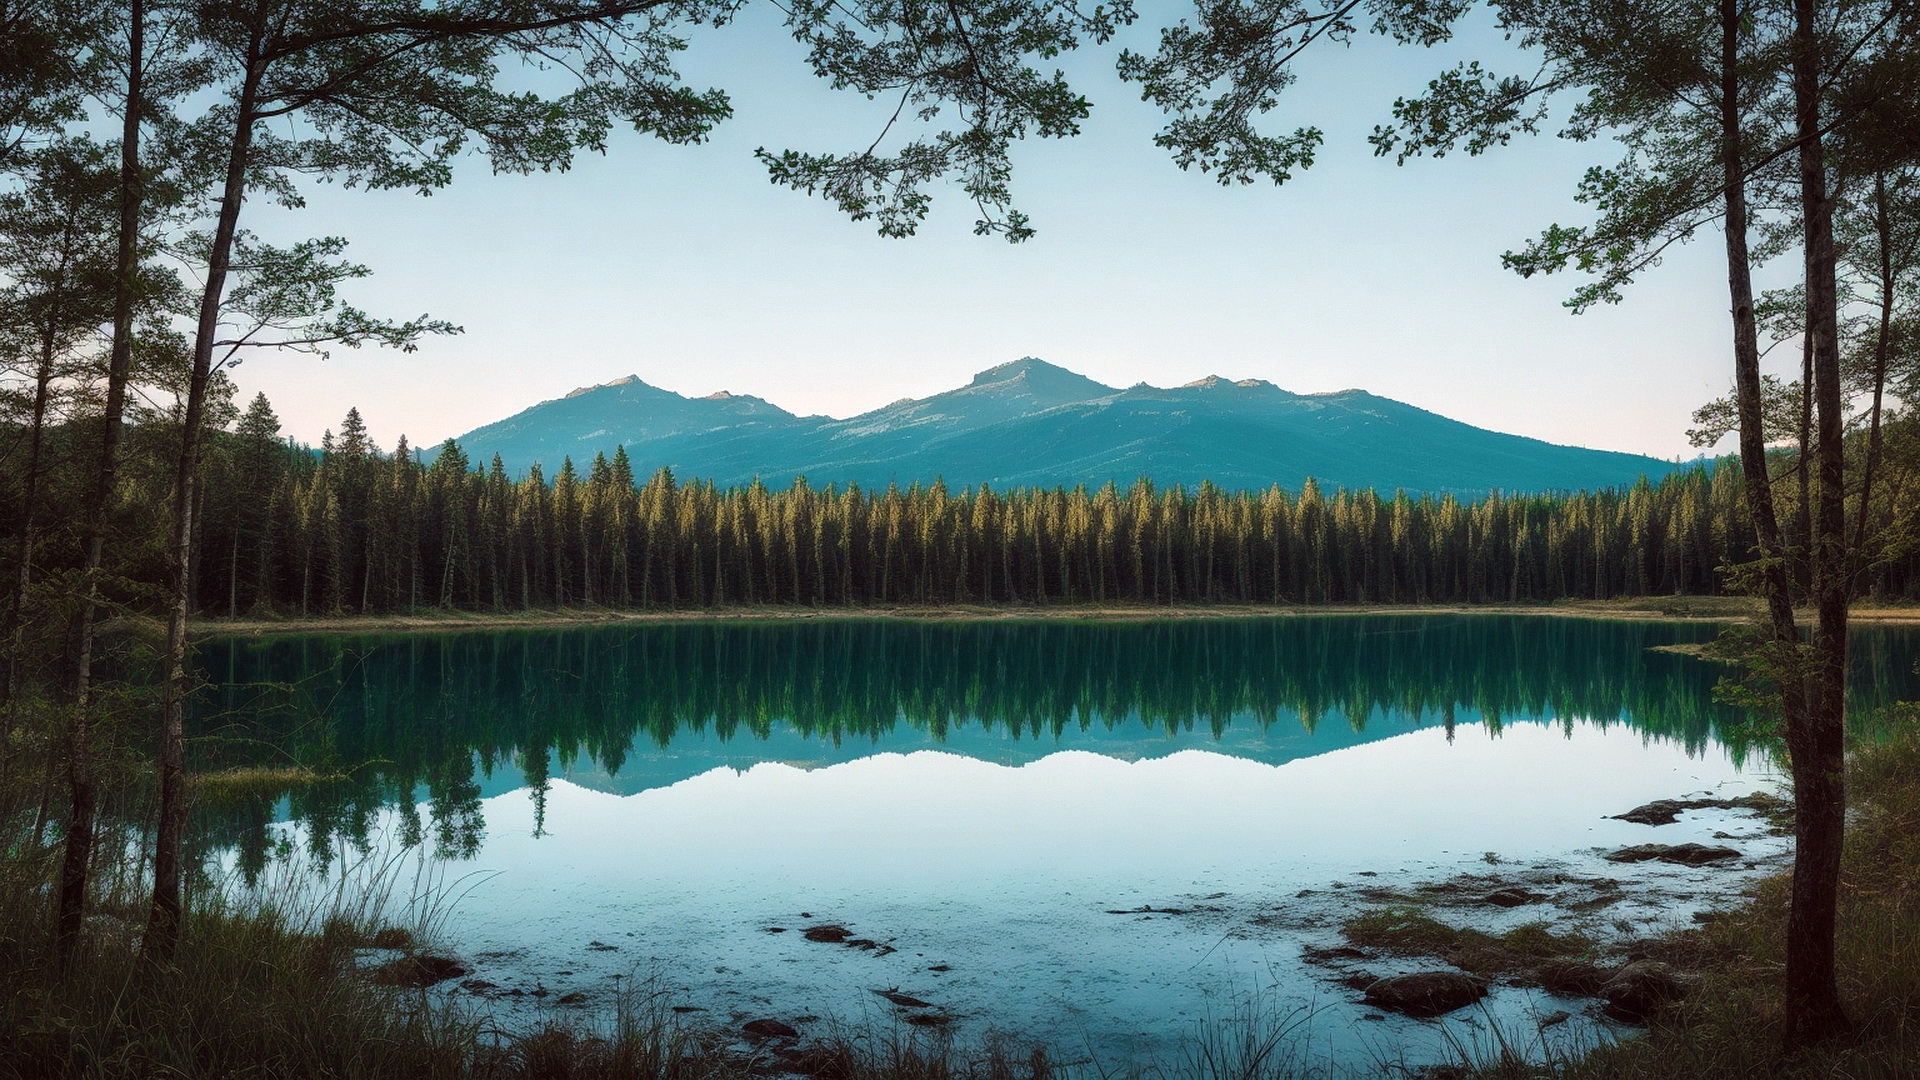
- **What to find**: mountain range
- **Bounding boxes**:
[448,357,1679,495]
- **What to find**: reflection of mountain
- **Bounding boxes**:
[447,358,1681,496]
[189,617,1920,875]
[517,706,1444,800]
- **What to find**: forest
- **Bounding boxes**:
[159,400,1920,616]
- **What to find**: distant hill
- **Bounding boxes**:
[447,358,1680,495]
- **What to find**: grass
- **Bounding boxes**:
[1339,907,1597,978]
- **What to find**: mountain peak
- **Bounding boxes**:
[969,356,1074,386]
[700,391,735,400]
[1181,375,1229,389]
[565,374,646,399]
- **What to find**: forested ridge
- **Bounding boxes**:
[145,398,1920,615]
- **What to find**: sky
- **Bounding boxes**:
[233,4,1784,462]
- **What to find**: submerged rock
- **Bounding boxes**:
[1611,793,1786,826]
[1611,800,1694,826]
[1599,960,1695,1021]
[802,925,853,943]
[1603,843,1742,866]
[743,1019,801,1039]
[1361,972,1488,1018]
[1302,944,1370,963]
[875,988,934,1008]
[1481,888,1546,908]
[1530,958,1612,996]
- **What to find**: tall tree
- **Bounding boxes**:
[1119,0,1918,1044]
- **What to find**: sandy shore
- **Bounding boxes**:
[186,597,1920,638]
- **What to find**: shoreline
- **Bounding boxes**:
[187,598,1920,638]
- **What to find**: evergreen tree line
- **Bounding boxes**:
[176,397,1920,617]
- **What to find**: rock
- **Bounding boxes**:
[1603,843,1741,866]
[586,941,619,951]
[459,978,498,992]
[1481,888,1546,908]
[743,1019,801,1039]
[1611,799,1692,825]
[904,1014,952,1027]
[875,988,934,1008]
[1538,1010,1572,1028]
[368,953,469,987]
[1599,960,1695,1021]
[803,925,853,943]
[558,992,589,1005]
[1612,793,1788,826]
[1531,958,1612,997]
[1361,972,1488,1018]
[1302,945,1370,963]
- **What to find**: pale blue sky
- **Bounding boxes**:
[236,5,1780,462]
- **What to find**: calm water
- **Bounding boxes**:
[190,616,1920,1067]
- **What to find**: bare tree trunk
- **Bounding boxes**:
[1721,0,1808,849]
[58,0,145,972]
[4,311,61,707]
[1798,335,1813,557]
[1853,171,1894,561]
[144,34,264,965]
[1784,0,1851,1044]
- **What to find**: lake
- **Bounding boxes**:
[189,615,1920,1070]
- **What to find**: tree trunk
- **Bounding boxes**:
[58,0,145,972]
[1853,171,1894,561]
[1798,335,1813,558]
[4,308,62,707]
[1784,0,1851,1045]
[145,36,264,965]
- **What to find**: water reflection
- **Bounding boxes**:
[188,616,1920,883]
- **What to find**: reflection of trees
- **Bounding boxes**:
[187,617,1920,880]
